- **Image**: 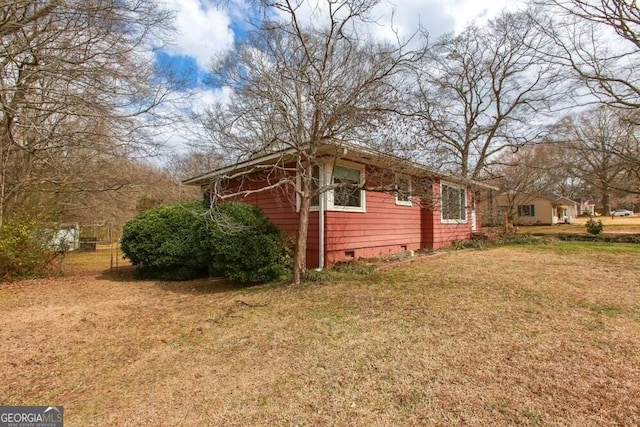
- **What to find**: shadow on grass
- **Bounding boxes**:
[155,277,246,295]
[94,266,249,295]
[95,265,139,283]
[96,265,289,295]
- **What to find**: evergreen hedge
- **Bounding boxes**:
[120,201,209,280]
[120,201,290,283]
[202,202,291,283]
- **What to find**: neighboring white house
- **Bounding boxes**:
[497,193,579,225]
[579,199,596,216]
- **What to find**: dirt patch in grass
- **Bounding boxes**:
[1,246,639,426]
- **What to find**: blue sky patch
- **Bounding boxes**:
[155,51,211,89]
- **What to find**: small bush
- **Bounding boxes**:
[452,240,466,250]
[0,219,51,281]
[586,218,604,235]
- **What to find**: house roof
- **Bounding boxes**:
[499,192,579,207]
[539,192,578,207]
[182,141,498,190]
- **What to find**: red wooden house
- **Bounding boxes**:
[183,143,495,269]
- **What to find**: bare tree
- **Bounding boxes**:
[532,0,640,108]
[609,109,640,184]
[198,0,423,284]
[0,0,180,226]
[58,158,197,234]
[164,150,226,182]
[550,106,636,213]
[488,144,554,221]
[412,10,564,180]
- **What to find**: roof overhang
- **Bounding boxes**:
[182,142,498,191]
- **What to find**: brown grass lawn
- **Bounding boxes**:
[2,244,640,426]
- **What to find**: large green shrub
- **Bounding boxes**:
[121,201,290,283]
[200,202,291,283]
[120,201,209,280]
[0,219,51,281]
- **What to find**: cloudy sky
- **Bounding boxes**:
[158,0,523,90]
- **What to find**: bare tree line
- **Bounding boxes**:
[0,0,187,227]
[532,0,639,109]
[489,105,639,221]
[486,0,640,215]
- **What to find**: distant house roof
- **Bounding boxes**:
[182,141,497,190]
[539,193,578,206]
[499,192,578,207]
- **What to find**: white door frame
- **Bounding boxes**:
[471,192,477,232]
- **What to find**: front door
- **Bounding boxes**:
[558,207,565,223]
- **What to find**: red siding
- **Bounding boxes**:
[212,165,481,269]
[325,189,424,265]
[241,186,297,231]
[219,173,320,268]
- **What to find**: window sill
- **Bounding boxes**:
[441,219,468,224]
[327,206,366,213]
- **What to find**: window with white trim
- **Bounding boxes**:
[395,175,412,206]
[328,163,365,211]
[441,183,467,222]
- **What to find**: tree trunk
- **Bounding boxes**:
[602,188,611,216]
[293,165,312,284]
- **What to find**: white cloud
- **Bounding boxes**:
[441,0,526,33]
[370,0,526,41]
[172,87,234,152]
[371,0,454,40]
[191,87,233,113]
[257,0,524,46]
[161,0,235,70]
